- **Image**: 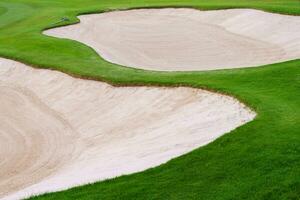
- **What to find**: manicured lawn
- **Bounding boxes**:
[0,7,5,16]
[0,0,299,199]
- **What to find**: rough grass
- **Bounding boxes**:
[0,0,299,199]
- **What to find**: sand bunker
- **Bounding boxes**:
[0,57,255,199]
[44,8,300,71]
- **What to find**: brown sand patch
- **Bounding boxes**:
[0,58,255,199]
[45,8,300,71]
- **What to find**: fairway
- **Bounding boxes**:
[0,0,299,200]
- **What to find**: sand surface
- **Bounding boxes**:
[44,8,300,71]
[0,57,255,199]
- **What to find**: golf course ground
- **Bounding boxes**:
[0,0,299,200]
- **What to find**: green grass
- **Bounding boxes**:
[0,0,299,199]
[0,7,5,16]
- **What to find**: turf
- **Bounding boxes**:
[0,0,299,200]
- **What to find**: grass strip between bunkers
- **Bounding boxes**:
[0,0,299,200]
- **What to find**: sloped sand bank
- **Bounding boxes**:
[45,8,300,71]
[0,58,255,199]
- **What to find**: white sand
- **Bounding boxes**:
[0,57,255,199]
[45,8,300,71]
